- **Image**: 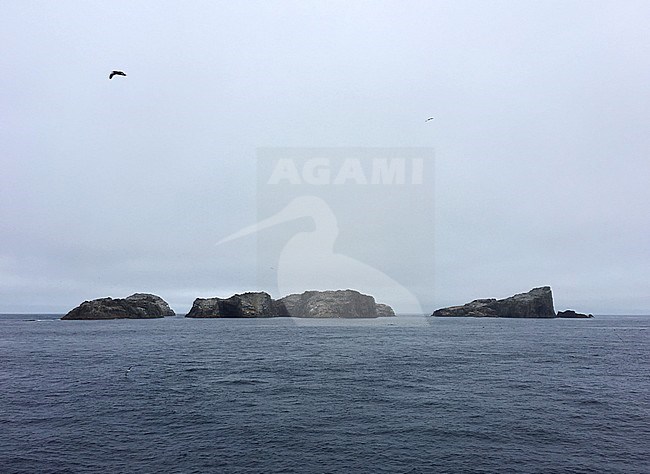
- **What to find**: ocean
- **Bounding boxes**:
[1,314,648,473]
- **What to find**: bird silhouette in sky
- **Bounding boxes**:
[425,117,434,122]
[109,70,127,79]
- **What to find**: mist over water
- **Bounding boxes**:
[2,2,650,314]
[1,315,648,473]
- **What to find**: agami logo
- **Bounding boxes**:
[214,147,435,315]
[267,158,424,185]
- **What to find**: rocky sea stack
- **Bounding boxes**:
[185,292,281,318]
[432,286,557,318]
[185,289,395,318]
[278,289,380,318]
[62,293,175,320]
[557,309,593,318]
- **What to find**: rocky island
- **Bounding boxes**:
[61,293,175,320]
[185,289,395,318]
[278,289,381,318]
[557,309,593,318]
[185,292,282,318]
[432,286,593,318]
[61,287,590,320]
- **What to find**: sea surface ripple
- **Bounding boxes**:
[0,314,648,473]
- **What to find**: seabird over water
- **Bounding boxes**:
[109,70,127,79]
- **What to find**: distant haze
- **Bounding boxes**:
[1,1,649,314]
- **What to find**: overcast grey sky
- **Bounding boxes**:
[1,1,649,314]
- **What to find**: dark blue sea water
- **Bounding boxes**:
[1,314,648,474]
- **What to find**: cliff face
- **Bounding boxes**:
[125,293,175,316]
[376,303,396,318]
[62,293,173,320]
[185,292,280,318]
[277,290,378,318]
[432,287,556,318]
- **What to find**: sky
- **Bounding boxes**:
[1,1,649,314]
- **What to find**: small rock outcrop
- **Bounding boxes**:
[557,309,593,318]
[432,286,556,318]
[62,293,173,320]
[277,289,378,318]
[185,292,280,318]
[376,303,396,318]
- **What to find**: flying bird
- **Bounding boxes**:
[109,70,127,79]
[425,117,434,122]
[125,366,134,376]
